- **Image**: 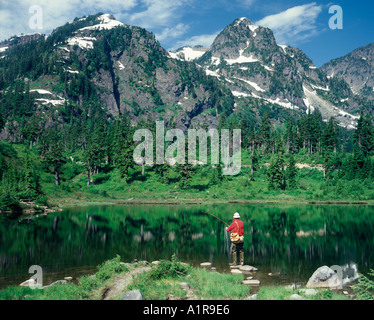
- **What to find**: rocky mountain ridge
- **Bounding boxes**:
[322,43,374,101]
[190,17,364,129]
[0,14,372,135]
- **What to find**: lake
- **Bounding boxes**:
[0,203,373,289]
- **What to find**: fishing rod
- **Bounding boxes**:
[200,211,229,227]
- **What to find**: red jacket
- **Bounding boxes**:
[227,219,244,236]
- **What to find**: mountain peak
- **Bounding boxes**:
[234,17,253,25]
[209,16,261,59]
[232,17,258,32]
[78,13,124,31]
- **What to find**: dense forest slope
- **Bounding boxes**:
[0,13,373,210]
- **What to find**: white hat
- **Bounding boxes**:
[233,212,240,219]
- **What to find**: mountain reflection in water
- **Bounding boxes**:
[0,204,373,289]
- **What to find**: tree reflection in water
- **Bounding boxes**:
[0,204,373,288]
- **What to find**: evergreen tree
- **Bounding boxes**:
[2,163,19,194]
[322,117,338,155]
[210,163,223,186]
[298,109,322,156]
[267,153,286,190]
[83,116,107,185]
[112,116,134,182]
[284,117,297,154]
[154,163,169,183]
[323,151,335,182]
[286,153,297,189]
[177,142,195,189]
[354,110,374,157]
[259,111,271,154]
[0,112,4,132]
[177,163,195,189]
[24,154,43,198]
[23,114,42,149]
[40,129,66,186]
[249,149,258,181]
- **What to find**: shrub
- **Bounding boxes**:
[0,193,21,212]
[95,255,129,282]
[148,254,190,279]
[35,195,48,206]
[353,269,374,300]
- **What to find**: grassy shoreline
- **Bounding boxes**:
[0,256,357,301]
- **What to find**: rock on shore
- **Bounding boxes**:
[306,266,341,289]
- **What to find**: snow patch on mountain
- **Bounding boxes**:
[118,61,125,70]
[36,98,66,106]
[302,86,316,113]
[224,50,259,65]
[212,57,221,65]
[67,36,96,49]
[31,89,66,106]
[233,77,265,92]
[235,17,259,34]
[30,89,54,95]
[232,91,251,97]
[79,14,124,31]
[311,84,329,91]
[303,84,359,127]
[262,64,275,72]
[59,47,70,52]
[169,46,208,61]
[65,68,79,74]
[235,17,247,26]
[278,45,288,54]
[248,24,259,33]
[205,69,220,77]
[265,97,298,110]
[65,14,124,50]
[251,92,299,110]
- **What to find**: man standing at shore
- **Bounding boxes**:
[226,212,244,266]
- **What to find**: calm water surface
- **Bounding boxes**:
[0,203,373,289]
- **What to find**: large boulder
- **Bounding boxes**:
[19,279,35,287]
[121,289,143,300]
[306,266,341,289]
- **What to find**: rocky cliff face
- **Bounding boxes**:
[0,33,43,48]
[322,43,374,100]
[0,33,43,55]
